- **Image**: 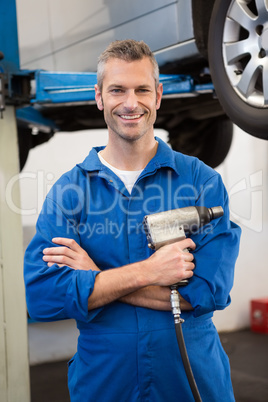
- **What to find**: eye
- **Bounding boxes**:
[110,88,124,94]
[137,88,150,93]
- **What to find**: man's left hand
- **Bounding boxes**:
[42,238,100,271]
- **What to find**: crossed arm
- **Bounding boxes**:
[43,237,194,312]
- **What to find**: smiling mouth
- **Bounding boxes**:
[119,114,143,120]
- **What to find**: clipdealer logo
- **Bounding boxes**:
[228,170,263,232]
[5,170,55,216]
[4,169,265,234]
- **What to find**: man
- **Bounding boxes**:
[24,40,241,401]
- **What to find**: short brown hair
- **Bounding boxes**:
[97,39,159,91]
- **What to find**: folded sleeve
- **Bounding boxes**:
[24,194,102,323]
[179,173,241,317]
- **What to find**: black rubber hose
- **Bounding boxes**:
[175,322,202,402]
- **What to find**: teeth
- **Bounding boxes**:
[120,114,142,120]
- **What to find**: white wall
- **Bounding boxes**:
[19,126,268,333]
[214,126,268,331]
[19,129,109,227]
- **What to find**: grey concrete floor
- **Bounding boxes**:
[29,329,268,402]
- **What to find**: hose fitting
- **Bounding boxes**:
[170,288,184,324]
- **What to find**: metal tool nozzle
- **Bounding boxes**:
[209,206,224,220]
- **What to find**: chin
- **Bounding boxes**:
[118,132,146,142]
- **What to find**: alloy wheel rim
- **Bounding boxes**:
[222,0,268,107]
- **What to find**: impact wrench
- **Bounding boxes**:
[143,206,224,402]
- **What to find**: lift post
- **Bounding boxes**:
[0,106,30,401]
[0,0,30,400]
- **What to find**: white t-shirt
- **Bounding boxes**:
[98,152,143,194]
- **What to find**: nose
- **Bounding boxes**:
[124,90,139,111]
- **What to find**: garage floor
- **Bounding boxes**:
[29,328,268,402]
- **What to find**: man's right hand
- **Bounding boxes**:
[87,238,195,310]
[143,238,196,287]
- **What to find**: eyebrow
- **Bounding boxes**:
[107,84,153,90]
[107,84,124,90]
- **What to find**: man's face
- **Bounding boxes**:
[95,57,163,142]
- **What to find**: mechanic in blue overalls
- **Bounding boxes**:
[24,39,241,402]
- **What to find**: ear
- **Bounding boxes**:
[95,84,104,111]
[156,83,163,110]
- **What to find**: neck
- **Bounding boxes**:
[101,133,158,171]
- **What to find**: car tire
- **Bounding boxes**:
[18,126,54,171]
[208,0,268,140]
[168,116,233,168]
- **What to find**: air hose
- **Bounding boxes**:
[170,286,202,402]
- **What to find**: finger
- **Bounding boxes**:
[52,237,81,252]
[43,254,73,266]
[185,270,194,278]
[43,246,68,255]
[184,261,195,271]
[43,246,77,261]
[47,262,66,268]
[182,251,195,262]
[179,238,196,251]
